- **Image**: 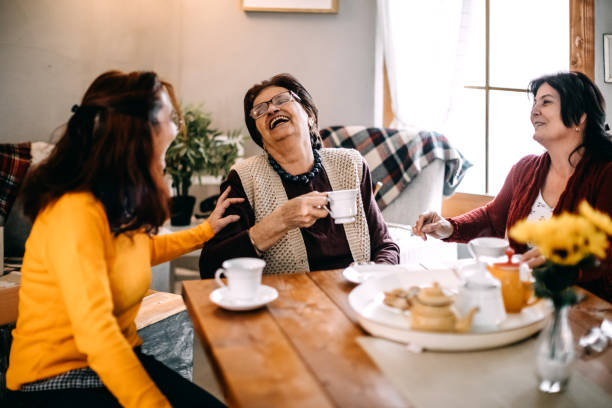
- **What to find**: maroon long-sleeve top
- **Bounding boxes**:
[199,160,399,279]
[446,152,612,302]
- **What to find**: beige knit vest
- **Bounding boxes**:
[233,148,371,274]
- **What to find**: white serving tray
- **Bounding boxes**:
[348,268,551,351]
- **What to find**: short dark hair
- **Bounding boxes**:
[22,70,181,235]
[529,71,612,161]
[243,73,321,149]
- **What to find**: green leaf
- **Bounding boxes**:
[532,261,580,308]
[164,103,244,196]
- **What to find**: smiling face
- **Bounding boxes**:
[252,86,312,149]
[531,82,581,148]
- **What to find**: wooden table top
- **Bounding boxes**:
[182,270,612,408]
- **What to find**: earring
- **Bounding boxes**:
[575,127,580,132]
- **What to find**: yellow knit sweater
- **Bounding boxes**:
[7,192,214,407]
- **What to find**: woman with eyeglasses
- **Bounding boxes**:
[6,70,237,407]
[413,71,612,302]
[199,73,398,277]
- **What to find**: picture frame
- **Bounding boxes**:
[241,0,338,14]
[605,34,612,83]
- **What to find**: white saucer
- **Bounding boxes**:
[342,264,419,284]
[209,285,278,311]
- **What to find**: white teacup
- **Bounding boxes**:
[215,257,266,300]
[468,237,509,259]
[325,189,358,224]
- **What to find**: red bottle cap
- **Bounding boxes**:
[492,248,519,268]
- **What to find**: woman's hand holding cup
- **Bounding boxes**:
[413,211,454,241]
[248,191,328,254]
[278,191,329,229]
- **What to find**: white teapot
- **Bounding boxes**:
[454,238,508,329]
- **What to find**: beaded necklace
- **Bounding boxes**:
[267,148,323,184]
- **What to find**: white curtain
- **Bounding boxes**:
[378,0,470,131]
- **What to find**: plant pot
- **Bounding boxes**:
[170,195,196,226]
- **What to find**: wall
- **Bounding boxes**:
[595,0,612,123]
[0,0,378,156]
[4,1,607,163]
[0,0,181,143]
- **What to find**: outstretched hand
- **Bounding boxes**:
[207,187,244,233]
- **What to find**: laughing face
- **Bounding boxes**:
[531,82,581,147]
[253,86,312,149]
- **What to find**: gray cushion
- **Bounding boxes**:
[381,159,445,226]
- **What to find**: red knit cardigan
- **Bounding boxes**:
[446,152,612,302]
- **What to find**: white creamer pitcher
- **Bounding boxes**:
[454,238,508,328]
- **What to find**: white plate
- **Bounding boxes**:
[342,264,419,284]
[348,269,552,351]
[210,285,278,311]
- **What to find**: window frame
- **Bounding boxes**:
[382,0,594,193]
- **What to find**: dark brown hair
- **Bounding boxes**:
[21,70,182,235]
[243,73,321,149]
[529,71,611,161]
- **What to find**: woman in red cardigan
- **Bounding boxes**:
[413,71,612,302]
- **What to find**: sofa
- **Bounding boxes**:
[320,126,471,226]
[1,142,53,261]
[320,126,472,266]
[381,159,445,225]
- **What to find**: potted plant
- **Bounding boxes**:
[165,104,242,226]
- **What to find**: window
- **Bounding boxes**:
[382,0,594,195]
[448,0,569,194]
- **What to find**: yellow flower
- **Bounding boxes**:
[585,229,609,259]
[509,210,610,265]
[509,201,612,303]
[578,200,612,235]
[545,215,593,264]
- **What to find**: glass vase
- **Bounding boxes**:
[535,305,576,393]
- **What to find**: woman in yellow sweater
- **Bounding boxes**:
[6,71,239,407]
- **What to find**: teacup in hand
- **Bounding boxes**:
[325,189,358,224]
[215,257,266,300]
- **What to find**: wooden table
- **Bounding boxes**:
[182,270,612,408]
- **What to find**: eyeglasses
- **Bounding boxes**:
[250,91,300,120]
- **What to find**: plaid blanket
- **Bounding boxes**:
[320,126,471,211]
[0,143,32,218]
